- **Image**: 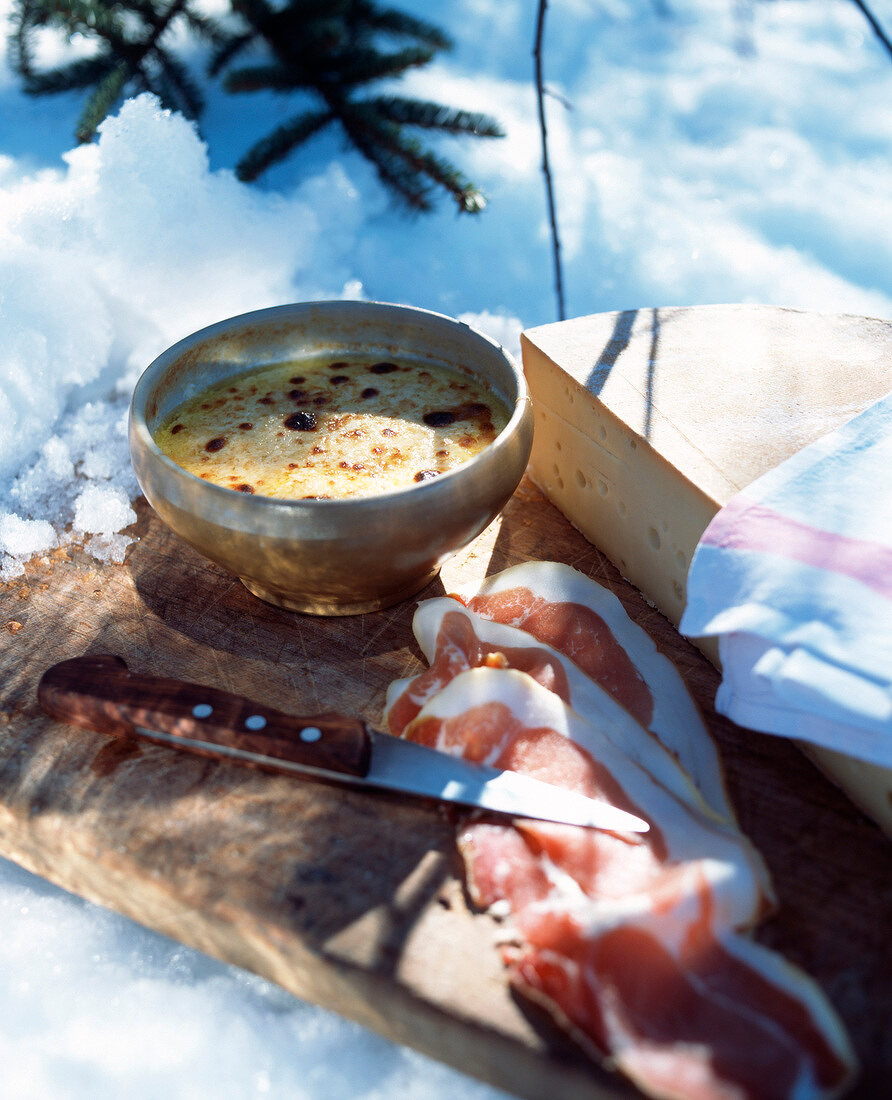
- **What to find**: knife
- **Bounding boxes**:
[37,655,649,833]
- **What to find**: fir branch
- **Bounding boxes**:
[215,0,502,213]
[180,8,229,49]
[76,60,130,142]
[236,108,334,181]
[395,142,487,214]
[356,5,451,52]
[126,0,222,48]
[28,0,123,37]
[9,0,221,139]
[230,0,277,18]
[7,5,34,79]
[153,45,205,118]
[140,0,191,57]
[328,44,437,86]
[269,0,338,21]
[223,63,299,94]
[348,100,487,213]
[339,107,433,213]
[207,30,256,78]
[367,95,504,138]
[19,53,116,95]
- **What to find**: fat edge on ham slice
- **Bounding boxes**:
[457,561,732,822]
[404,667,772,931]
[385,597,741,831]
[401,667,856,1100]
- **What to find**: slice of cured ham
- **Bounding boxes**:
[505,902,857,1100]
[404,667,772,928]
[403,667,856,1100]
[385,597,733,827]
[457,561,731,821]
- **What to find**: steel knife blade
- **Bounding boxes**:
[37,655,649,834]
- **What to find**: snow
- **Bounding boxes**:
[0,0,890,1095]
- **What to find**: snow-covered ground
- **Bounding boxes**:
[1,0,890,1095]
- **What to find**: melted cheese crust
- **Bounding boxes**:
[154,356,509,499]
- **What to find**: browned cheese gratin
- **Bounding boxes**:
[154,356,510,499]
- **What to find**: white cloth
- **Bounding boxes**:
[680,391,892,767]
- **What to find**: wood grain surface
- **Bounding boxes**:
[1,478,889,1099]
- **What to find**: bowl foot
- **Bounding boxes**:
[238,570,442,616]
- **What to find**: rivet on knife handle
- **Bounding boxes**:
[37,655,372,777]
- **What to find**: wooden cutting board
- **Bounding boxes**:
[1,478,889,1099]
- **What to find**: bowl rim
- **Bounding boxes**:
[130,299,531,514]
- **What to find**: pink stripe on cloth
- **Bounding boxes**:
[702,495,892,601]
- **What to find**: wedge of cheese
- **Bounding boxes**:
[521,304,892,835]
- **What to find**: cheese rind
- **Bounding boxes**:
[524,393,720,630]
[522,304,892,836]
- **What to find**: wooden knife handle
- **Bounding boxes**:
[38,655,372,777]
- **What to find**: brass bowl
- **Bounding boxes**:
[129,301,533,614]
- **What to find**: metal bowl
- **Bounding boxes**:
[129,301,533,615]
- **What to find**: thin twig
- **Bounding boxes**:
[533,0,565,321]
[849,0,892,62]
